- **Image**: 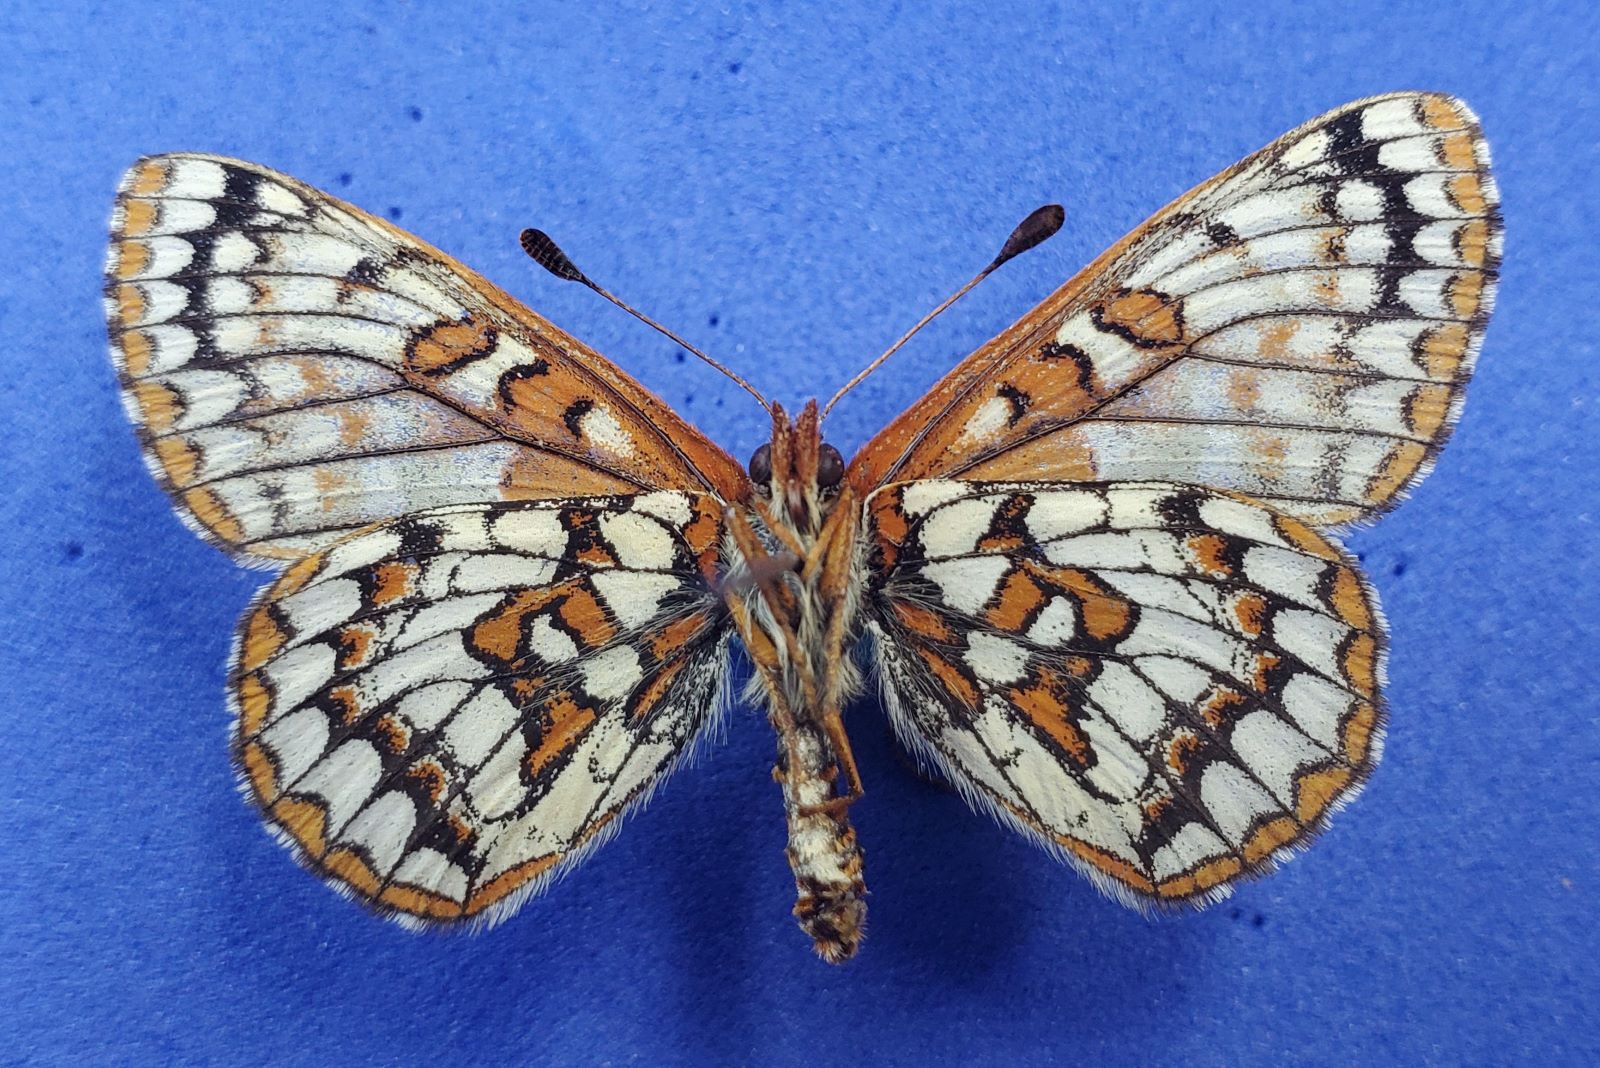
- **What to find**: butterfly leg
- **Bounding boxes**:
[797,487,867,817]
[793,706,864,817]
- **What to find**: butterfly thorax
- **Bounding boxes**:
[734,400,859,697]
[724,401,870,960]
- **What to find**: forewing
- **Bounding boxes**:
[849,93,1500,528]
[106,154,747,565]
[232,491,731,924]
[865,480,1383,905]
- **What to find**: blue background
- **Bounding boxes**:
[3,2,1596,1065]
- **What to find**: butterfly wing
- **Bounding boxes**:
[234,490,731,923]
[865,480,1382,904]
[106,154,748,565]
[849,92,1500,529]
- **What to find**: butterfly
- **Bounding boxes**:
[104,92,1499,962]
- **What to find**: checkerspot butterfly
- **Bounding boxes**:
[105,93,1499,961]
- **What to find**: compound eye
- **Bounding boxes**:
[748,443,773,484]
[817,443,845,489]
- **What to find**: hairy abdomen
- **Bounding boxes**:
[774,719,866,962]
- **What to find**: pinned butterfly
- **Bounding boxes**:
[105,93,1500,961]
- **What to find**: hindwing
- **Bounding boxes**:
[865,480,1383,904]
[233,491,731,924]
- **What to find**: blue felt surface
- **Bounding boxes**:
[3,2,1597,1065]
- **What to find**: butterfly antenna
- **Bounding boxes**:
[520,228,770,412]
[822,204,1065,418]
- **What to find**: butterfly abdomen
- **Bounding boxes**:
[775,719,867,962]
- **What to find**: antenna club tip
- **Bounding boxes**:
[518,228,768,410]
[994,203,1066,266]
[520,227,588,283]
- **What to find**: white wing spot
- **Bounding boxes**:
[580,405,637,459]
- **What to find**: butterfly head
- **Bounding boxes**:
[749,400,846,535]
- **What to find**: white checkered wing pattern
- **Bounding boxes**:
[233,491,731,924]
[850,92,1501,530]
[104,154,747,565]
[864,480,1384,905]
